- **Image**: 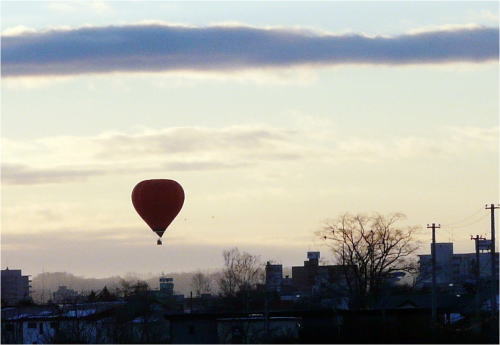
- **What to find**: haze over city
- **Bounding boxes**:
[1,1,498,279]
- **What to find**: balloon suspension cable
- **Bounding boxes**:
[157,238,162,245]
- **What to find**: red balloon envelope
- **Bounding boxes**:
[132,179,184,244]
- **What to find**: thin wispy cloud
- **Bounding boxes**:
[334,126,499,162]
[1,126,303,165]
[93,127,295,158]
[163,161,250,171]
[1,163,105,185]
[46,0,112,15]
[1,228,310,277]
[0,161,249,185]
[2,24,497,77]
[2,125,497,185]
[1,126,308,185]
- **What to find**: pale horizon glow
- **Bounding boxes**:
[1,1,498,279]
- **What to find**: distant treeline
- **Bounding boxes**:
[30,267,293,303]
[31,271,205,303]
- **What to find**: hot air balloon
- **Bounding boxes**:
[132,179,185,245]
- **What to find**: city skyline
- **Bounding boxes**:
[1,1,498,278]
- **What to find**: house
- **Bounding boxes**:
[1,302,125,344]
[165,310,337,344]
[166,312,219,344]
[1,305,58,344]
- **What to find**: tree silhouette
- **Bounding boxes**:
[191,271,213,297]
[218,248,264,298]
[97,286,116,302]
[86,290,97,302]
[318,212,419,307]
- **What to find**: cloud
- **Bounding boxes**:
[1,25,37,37]
[448,126,499,144]
[1,126,307,185]
[2,23,497,77]
[2,125,497,185]
[0,160,249,185]
[1,228,312,276]
[93,127,295,158]
[471,9,499,23]
[1,227,156,248]
[1,163,105,185]
[1,227,311,252]
[407,23,483,35]
[46,1,112,15]
[164,161,249,171]
[333,126,499,162]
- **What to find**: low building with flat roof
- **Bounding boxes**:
[417,242,499,287]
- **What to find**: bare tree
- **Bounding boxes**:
[218,248,264,297]
[117,279,149,298]
[317,212,420,307]
[191,272,212,297]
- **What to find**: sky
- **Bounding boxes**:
[1,1,499,278]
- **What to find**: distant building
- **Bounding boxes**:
[154,276,184,311]
[265,262,283,293]
[264,252,351,299]
[417,242,499,286]
[291,252,349,296]
[159,276,174,296]
[52,286,79,303]
[1,268,31,306]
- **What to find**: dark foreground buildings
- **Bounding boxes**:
[265,252,352,306]
[2,250,498,343]
[2,299,498,344]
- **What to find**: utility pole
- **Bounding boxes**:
[189,291,193,313]
[471,235,485,321]
[428,223,440,326]
[264,291,270,341]
[485,204,499,316]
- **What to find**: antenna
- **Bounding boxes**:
[41,265,45,304]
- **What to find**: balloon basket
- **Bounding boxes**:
[157,239,162,245]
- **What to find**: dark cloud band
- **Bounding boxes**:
[2,24,498,77]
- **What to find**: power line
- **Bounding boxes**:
[441,225,455,242]
[442,213,489,229]
[439,215,488,246]
[441,207,485,227]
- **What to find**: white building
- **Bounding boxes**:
[159,276,174,295]
[1,302,126,344]
[417,242,499,286]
